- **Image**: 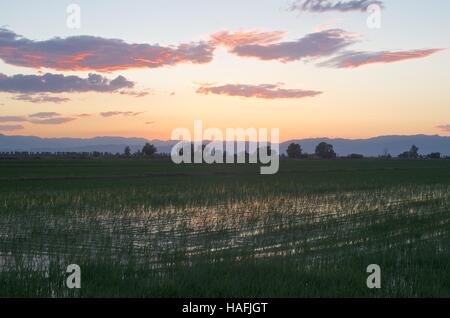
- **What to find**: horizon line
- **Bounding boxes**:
[0,132,449,144]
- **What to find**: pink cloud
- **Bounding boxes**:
[437,125,450,133]
[196,83,322,99]
[0,28,214,72]
[211,30,286,47]
[1,27,442,73]
[100,111,144,117]
[230,29,356,62]
[320,49,444,68]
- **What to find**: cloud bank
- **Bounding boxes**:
[196,83,322,99]
[0,72,134,94]
[230,29,356,62]
[0,72,139,103]
[0,28,214,72]
[0,27,442,75]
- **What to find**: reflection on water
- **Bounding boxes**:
[1,184,449,273]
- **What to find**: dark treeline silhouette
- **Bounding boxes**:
[284,142,448,160]
[0,143,164,159]
[398,145,419,159]
[1,142,448,160]
[397,145,442,159]
[285,142,337,159]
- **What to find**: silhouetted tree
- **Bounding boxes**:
[383,148,389,157]
[398,144,420,159]
[287,143,302,159]
[142,143,157,157]
[427,152,441,159]
[124,146,131,157]
[410,145,419,159]
[380,148,392,159]
[315,142,336,159]
[349,153,364,159]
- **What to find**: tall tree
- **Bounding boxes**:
[142,143,157,157]
[124,146,131,157]
[315,142,336,159]
[286,143,302,159]
[399,145,420,159]
[409,145,419,159]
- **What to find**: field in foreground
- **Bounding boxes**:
[0,158,449,297]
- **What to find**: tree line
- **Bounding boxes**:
[285,142,446,159]
[0,142,447,160]
[0,143,161,159]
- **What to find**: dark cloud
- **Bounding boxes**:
[196,83,322,99]
[1,27,440,75]
[231,29,356,62]
[0,124,24,131]
[0,72,134,94]
[0,28,214,72]
[0,72,137,103]
[290,0,384,13]
[100,111,144,117]
[319,49,444,68]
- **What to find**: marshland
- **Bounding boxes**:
[0,158,449,297]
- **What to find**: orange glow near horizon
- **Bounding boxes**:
[0,8,449,141]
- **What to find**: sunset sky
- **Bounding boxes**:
[0,0,449,141]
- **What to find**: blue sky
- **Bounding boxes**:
[2,0,449,46]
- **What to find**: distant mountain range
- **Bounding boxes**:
[280,135,450,156]
[1,134,449,157]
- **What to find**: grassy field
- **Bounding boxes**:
[0,158,449,297]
